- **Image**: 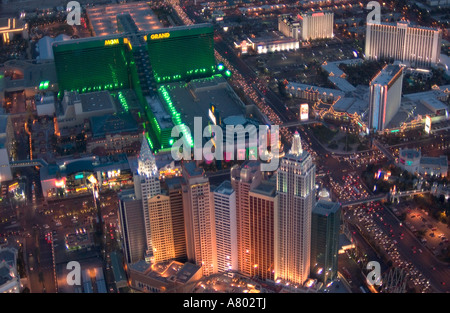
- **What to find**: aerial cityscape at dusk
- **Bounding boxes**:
[1,0,450,299]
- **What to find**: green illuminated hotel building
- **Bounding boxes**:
[146,25,216,83]
[53,36,133,94]
[53,24,215,93]
[52,23,217,151]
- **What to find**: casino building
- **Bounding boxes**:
[52,23,220,152]
[365,21,442,68]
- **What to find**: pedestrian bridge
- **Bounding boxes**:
[9,159,48,168]
[340,189,430,207]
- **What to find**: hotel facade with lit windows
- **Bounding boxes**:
[275,132,315,286]
[213,181,238,274]
[52,23,220,152]
[182,162,217,277]
[279,12,334,41]
[368,64,404,132]
[365,21,442,68]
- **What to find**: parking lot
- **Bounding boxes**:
[393,205,450,259]
[244,39,359,85]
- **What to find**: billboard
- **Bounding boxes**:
[425,115,431,134]
[300,103,309,121]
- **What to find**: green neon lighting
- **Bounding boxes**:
[158,85,193,147]
[39,80,50,90]
[391,129,400,133]
[117,91,129,112]
[145,133,154,150]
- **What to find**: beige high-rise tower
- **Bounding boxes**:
[249,178,277,281]
[182,162,217,277]
[275,131,315,285]
[230,161,263,276]
[148,194,175,263]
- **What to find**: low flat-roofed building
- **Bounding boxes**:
[36,35,71,62]
[158,75,248,152]
[398,148,448,177]
[332,97,368,117]
[0,114,13,181]
[1,59,57,97]
[86,2,162,36]
[398,148,421,173]
[287,82,345,102]
[0,247,20,293]
[328,76,356,93]
[0,17,27,44]
[404,91,448,116]
[128,260,202,293]
[247,35,299,54]
[426,0,450,6]
[420,156,448,177]
[36,93,56,116]
[56,90,116,129]
[40,153,132,198]
[385,88,449,131]
[321,59,363,78]
[87,113,142,156]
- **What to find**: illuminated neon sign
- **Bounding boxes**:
[105,39,119,46]
[150,32,170,40]
[425,115,431,134]
[209,108,217,125]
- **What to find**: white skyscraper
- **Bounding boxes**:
[365,21,442,68]
[299,11,334,41]
[213,181,238,274]
[275,131,316,285]
[369,64,404,132]
[279,12,334,42]
[136,138,161,258]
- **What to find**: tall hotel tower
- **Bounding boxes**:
[279,12,334,41]
[147,194,175,263]
[299,11,334,41]
[213,181,238,274]
[365,21,442,68]
[165,177,187,262]
[249,178,277,281]
[182,162,217,277]
[275,131,316,285]
[368,64,404,132]
[311,195,341,283]
[118,189,146,264]
[136,139,161,259]
[230,161,263,276]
